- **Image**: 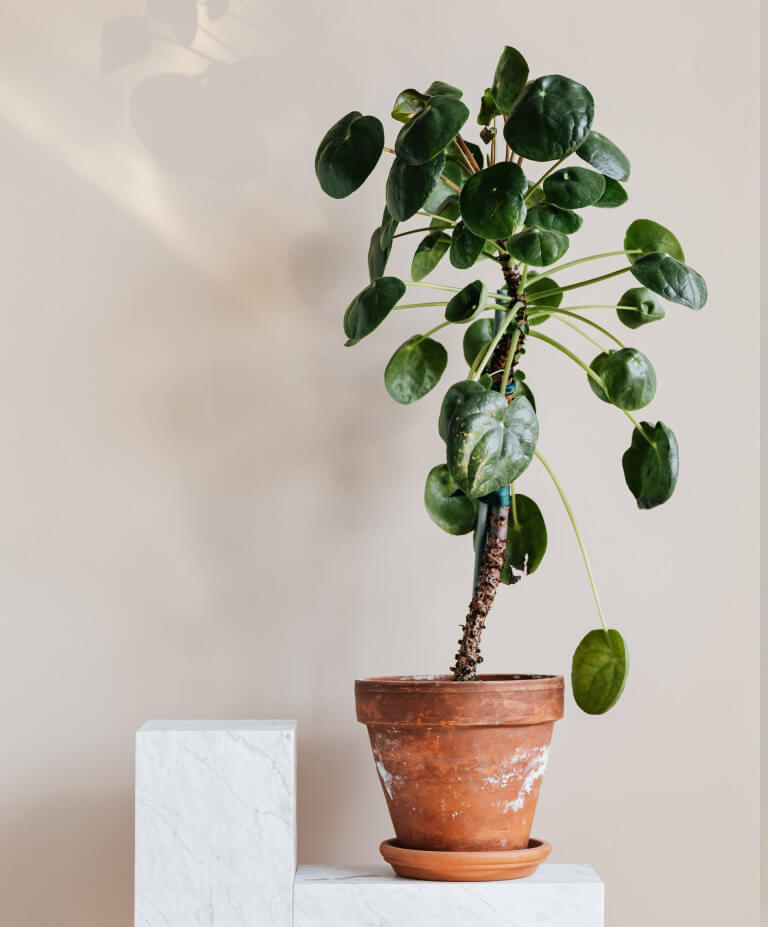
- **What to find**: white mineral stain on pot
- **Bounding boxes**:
[499,745,550,813]
[375,758,395,799]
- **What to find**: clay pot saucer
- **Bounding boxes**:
[380,837,551,882]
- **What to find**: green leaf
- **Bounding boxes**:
[526,275,562,325]
[445,280,487,323]
[593,176,627,208]
[386,151,445,221]
[478,88,501,126]
[616,287,665,329]
[572,629,629,714]
[424,464,477,535]
[622,421,679,508]
[395,95,469,166]
[504,75,594,162]
[511,369,536,410]
[501,493,546,582]
[315,111,384,198]
[438,380,487,440]
[392,88,430,123]
[385,335,447,404]
[544,167,606,209]
[506,228,569,266]
[524,177,547,206]
[491,46,529,113]
[426,80,463,98]
[450,221,487,269]
[368,226,391,281]
[630,252,707,309]
[343,277,405,343]
[430,195,460,228]
[587,348,656,410]
[446,390,539,498]
[526,204,583,234]
[576,130,630,181]
[624,219,684,263]
[460,162,527,239]
[411,231,451,281]
[379,208,399,250]
[424,160,466,213]
[462,318,494,366]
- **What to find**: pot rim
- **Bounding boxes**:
[357,674,562,688]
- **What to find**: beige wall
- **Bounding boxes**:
[0,1,759,924]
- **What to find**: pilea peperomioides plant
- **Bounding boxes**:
[315,47,707,714]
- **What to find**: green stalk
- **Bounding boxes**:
[527,308,625,347]
[540,250,640,279]
[524,157,566,202]
[528,266,634,301]
[468,304,520,379]
[392,227,441,239]
[394,301,449,309]
[405,281,460,293]
[499,327,521,394]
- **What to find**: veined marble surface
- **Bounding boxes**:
[294,864,604,927]
[134,720,296,927]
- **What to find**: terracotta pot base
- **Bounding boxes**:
[380,837,552,882]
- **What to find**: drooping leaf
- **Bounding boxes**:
[379,208,399,250]
[616,287,665,329]
[411,231,451,281]
[504,75,594,162]
[445,280,487,323]
[543,167,606,209]
[593,176,628,208]
[526,204,583,234]
[587,348,656,410]
[343,277,405,343]
[438,380,487,440]
[384,336,447,404]
[501,493,547,582]
[460,162,527,240]
[446,390,539,498]
[624,219,684,263]
[491,46,529,113]
[368,226,391,281]
[386,151,445,222]
[392,88,430,123]
[576,130,631,181]
[395,95,469,166]
[478,88,501,126]
[526,275,562,325]
[506,228,569,266]
[462,318,494,366]
[424,464,478,535]
[315,112,384,198]
[450,221,487,269]
[426,80,463,98]
[622,421,679,508]
[630,252,707,309]
[572,629,629,714]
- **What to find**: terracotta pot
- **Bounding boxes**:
[355,675,564,856]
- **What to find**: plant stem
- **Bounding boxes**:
[417,321,451,341]
[440,174,462,195]
[535,449,608,633]
[527,330,605,389]
[392,227,439,239]
[510,481,519,526]
[451,138,475,175]
[499,326,521,394]
[542,313,607,351]
[405,280,460,293]
[456,134,481,172]
[383,146,395,154]
[542,250,641,278]
[469,305,519,379]
[529,266,634,301]
[394,301,448,309]
[527,308,625,347]
[524,157,566,201]
[623,411,656,446]
[417,211,459,224]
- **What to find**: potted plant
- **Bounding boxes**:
[315,46,706,882]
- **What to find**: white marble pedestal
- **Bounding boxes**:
[134,721,603,926]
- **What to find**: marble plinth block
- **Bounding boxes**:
[134,720,296,927]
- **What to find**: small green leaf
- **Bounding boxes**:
[438,380,487,440]
[343,277,405,342]
[424,464,477,535]
[616,287,665,329]
[491,46,529,113]
[315,111,384,198]
[622,421,679,508]
[544,167,606,209]
[593,176,628,208]
[526,275,562,325]
[385,335,447,404]
[526,204,583,234]
[572,629,629,714]
[501,493,547,582]
[395,95,469,166]
[587,348,656,410]
[391,88,430,123]
[462,318,494,366]
[426,80,463,98]
[368,226,391,281]
[504,75,594,162]
[477,87,501,126]
[624,219,684,263]
[379,208,399,250]
[460,162,527,240]
[576,130,631,181]
[630,252,707,309]
[450,221,487,269]
[506,228,569,266]
[386,152,445,221]
[411,231,451,281]
[445,280,487,323]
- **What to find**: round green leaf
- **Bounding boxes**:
[368,226,391,281]
[395,95,469,166]
[588,348,656,410]
[438,379,487,440]
[622,420,679,508]
[526,204,583,234]
[385,335,447,404]
[624,219,684,263]
[445,280,487,323]
[462,318,494,366]
[491,46,529,113]
[501,493,547,582]
[503,75,594,162]
[576,130,631,181]
[343,276,405,343]
[450,221,487,269]
[424,464,477,535]
[411,231,451,281]
[543,167,606,209]
[446,390,539,498]
[506,228,569,266]
[379,208,399,251]
[526,275,562,325]
[386,152,445,221]
[616,287,665,329]
[572,629,629,714]
[426,80,463,98]
[460,162,527,239]
[391,88,430,123]
[593,176,627,208]
[315,112,384,199]
[630,252,707,309]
